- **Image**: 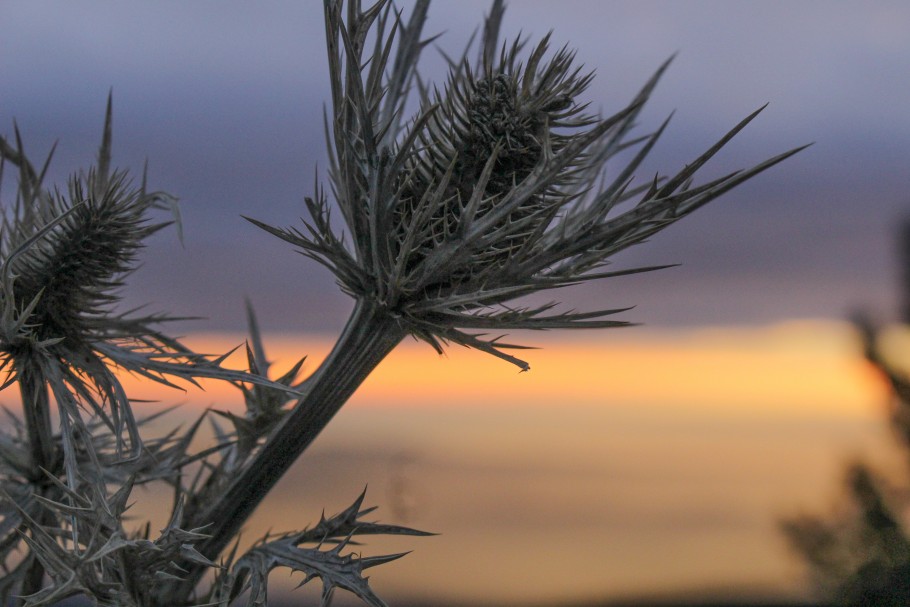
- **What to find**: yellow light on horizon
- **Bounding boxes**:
[110,319,886,420]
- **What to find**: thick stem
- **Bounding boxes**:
[164,300,405,604]
[18,363,54,601]
[19,363,54,478]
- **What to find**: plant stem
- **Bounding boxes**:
[18,363,54,601]
[164,300,406,604]
[19,363,54,479]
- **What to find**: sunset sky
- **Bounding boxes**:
[2,1,910,604]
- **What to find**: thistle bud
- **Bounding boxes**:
[393,40,592,299]
[9,173,163,345]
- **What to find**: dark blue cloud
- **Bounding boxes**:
[2,1,907,331]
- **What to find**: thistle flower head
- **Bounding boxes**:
[5,170,164,347]
[251,0,806,370]
[393,35,593,291]
[0,97,292,466]
[0,98,173,351]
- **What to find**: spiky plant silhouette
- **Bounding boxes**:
[1,1,805,605]
[782,225,910,606]
[0,96,308,605]
[172,0,803,602]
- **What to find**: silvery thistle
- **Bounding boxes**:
[0,100,294,606]
[175,0,807,600]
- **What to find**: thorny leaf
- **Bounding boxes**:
[211,490,430,607]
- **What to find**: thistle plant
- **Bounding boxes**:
[0,97,316,605]
[1,1,805,605]
[173,0,803,600]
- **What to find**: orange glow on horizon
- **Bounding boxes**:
[108,319,886,419]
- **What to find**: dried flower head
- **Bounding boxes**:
[0,99,291,463]
[251,0,807,371]
[392,36,589,286]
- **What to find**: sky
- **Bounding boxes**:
[2,2,910,604]
[1,1,909,333]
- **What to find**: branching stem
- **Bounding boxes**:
[164,300,406,603]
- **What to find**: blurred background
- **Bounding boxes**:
[2,1,910,605]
